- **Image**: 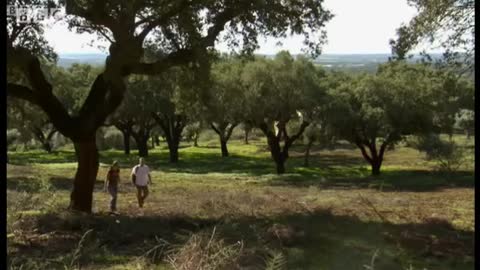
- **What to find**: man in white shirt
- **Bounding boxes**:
[131,157,152,208]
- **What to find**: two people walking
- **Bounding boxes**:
[104,157,152,213]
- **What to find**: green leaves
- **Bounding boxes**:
[411,133,467,173]
[326,62,439,145]
[51,64,102,115]
[241,51,328,126]
[390,0,474,70]
[207,57,247,125]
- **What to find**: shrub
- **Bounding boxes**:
[96,127,125,151]
[230,126,246,141]
[7,129,20,151]
[52,132,69,149]
[411,133,466,173]
[199,129,218,144]
[103,128,124,150]
[455,109,475,138]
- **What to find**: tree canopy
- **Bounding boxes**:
[325,62,438,175]
[241,52,328,173]
[206,57,247,156]
[390,0,474,71]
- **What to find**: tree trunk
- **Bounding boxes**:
[267,136,286,174]
[356,141,385,176]
[135,136,149,157]
[122,130,131,155]
[165,132,181,163]
[220,139,229,157]
[275,156,286,174]
[272,145,287,174]
[193,133,199,147]
[304,140,313,167]
[73,142,80,160]
[244,129,250,144]
[34,129,56,153]
[151,135,155,149]
[69,137,99,213]
[211,123,237,158]
[258,121,309,175]
[42,142,52,153]
[152,113,185,163]
[371,159,382,176]
[465,129,470,139]
[167,139,179,163]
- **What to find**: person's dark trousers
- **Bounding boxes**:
[136,186,149,208]
[108,185,118,212]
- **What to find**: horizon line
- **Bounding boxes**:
[57,51,445,56]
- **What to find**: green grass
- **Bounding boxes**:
[7,136,475,269]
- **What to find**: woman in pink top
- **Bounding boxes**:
[104,161,120,213]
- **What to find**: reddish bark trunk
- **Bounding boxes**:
[69,137,99,213]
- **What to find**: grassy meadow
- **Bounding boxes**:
[7,133,475,270]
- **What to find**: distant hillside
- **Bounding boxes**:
[57,53,107,67]
[312,53,443,73]
[259,53,445,73]
[57,52,444,73]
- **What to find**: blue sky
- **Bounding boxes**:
[44,0,437,55]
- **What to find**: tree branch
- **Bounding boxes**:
[136,0,191,41]
[225,123,238,141]
[130,48,195,75]
[210,123,222,136]
[7,83,38,104]
[65,0,116,31]
[285,121,310,150]
[7,45,76,136]
[77,73,127,134]
[151,112,169,138]
[258,121,276,139]
[355,140,373,164]
[47,128,57,141]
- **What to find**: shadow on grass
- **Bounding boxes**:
[98,150,369,178]
[10,209,474,270]
[289,141,358,152]
[6,177,45,193]
[194,145,222,149]
[7,176,105,192]
[47,177,108,191]
[268,169,475,192]
[8,151,77,165]
[8,146,365,174]
[8,148,474,192]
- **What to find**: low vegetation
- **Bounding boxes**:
[7,136,474,269]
